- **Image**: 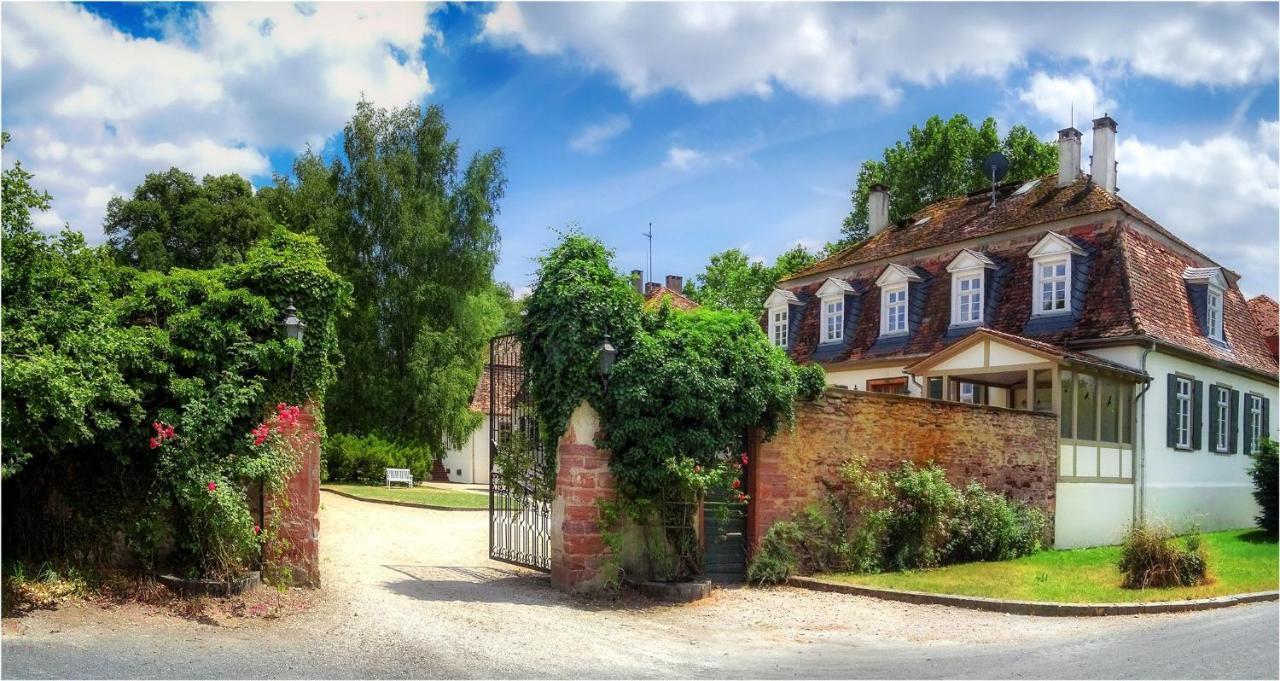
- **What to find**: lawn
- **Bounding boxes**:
[822,529,1278,603]
[321,483,489,510]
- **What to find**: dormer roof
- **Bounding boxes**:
[764,288,800,308]
[945,249,996,273]
[1028,231,1085,258]
[1182,267,1227,289]
[816,277,856,298]
[875,263,923,288]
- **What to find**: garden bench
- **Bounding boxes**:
[385,468,414,489]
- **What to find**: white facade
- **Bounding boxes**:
[441,414,490,484]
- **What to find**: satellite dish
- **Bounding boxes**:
[982,152,1010,183]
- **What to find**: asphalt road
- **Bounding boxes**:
[4,492,1277,680]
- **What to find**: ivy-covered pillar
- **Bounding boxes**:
[265,402,322,587]
[550,402,616,594]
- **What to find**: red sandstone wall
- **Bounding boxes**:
[265,404,321,587]
[550,405,617,593]
[748,388,1058,552]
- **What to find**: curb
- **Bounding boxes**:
[320,487,488,512]
[787,576,1280,617]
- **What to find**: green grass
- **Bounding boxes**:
[822,529,1278,603]
[321,483,489,509]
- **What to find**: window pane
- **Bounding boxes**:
[1100,378,1120,443]
[1060,370,1074,438]
[1121,382,1134,444]
[1033,369,1054,412]
[1077,373,1097,441]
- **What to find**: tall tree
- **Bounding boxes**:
[104,168,277,270]
[685,244,821,315]
[267,102,507,453]
[840,115,1057,243]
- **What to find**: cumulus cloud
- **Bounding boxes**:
[1,2,434,239]
[483,3,1276,104]
[1019,73,1115,125]
[1118,122,1279,296]
[663,145,705,171]
[568,115,631,154]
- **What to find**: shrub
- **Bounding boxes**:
[323,433,434,484]
[746,521,803,584]
[881,462,960,570]
[946,482,1047,563]
[1118,523,1208,589]
[1250,437,1278,534]
[795,363,827,401]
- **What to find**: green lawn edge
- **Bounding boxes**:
[321,483,489,510]
[818,529,1278,604]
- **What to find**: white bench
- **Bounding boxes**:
[385,468,413,489]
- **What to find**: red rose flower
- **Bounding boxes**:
[741,453,749,466]
[207,481,217,492]
[731,479,741,490]
[149,437,160,450]
[253,524,261,535]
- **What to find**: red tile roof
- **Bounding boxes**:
[904,327,1148,380]
[1247,295,1279,358]
[644,286,699,311]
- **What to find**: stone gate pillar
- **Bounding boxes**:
[549,402,616,594]
[265,402,321,587]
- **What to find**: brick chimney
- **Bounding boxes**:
[1091,115,1117,193]
[631,269,644,295]
[644,282,660,295]
[868,184,890,236]
[1057,127,1082,186]
[664,274,683,292]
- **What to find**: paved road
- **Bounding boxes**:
[4,492,1277,680]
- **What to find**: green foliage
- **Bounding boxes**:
[520,230,642,454]
[602,305,797,501]
[322,433,434,484]
[104,168,277,271]
[265,102,507,455]
[795,364,827,401]
[840,115,1057,243]
[684,244,824,315]
[1,132,52,234]
[1250,437,1278,533]
[746,458,1045,582]
[1118,523,1209,589]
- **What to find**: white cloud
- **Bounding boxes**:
[1118,122,1279,296]
[1019,73,1115,125]
[1,2,434,239]
[483,3,1277,104]
[568,115,631,154]
[663,145,705,171]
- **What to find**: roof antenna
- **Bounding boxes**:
[643,222,653,289]
[982,151,1010,208]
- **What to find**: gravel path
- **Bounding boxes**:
[4,490,1277,679]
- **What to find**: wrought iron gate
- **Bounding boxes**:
[488,334,552,571]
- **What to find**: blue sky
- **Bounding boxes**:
[3,2,1278,297]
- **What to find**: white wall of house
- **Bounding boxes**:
[1056,482,1135,549]
[441,415,490,485]
[825,365,919,395]
[1138,350,1276,534]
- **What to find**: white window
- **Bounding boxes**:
[823,300,844,342]
[959,382,977,404]
[882,285,908,335]
[1249,394,1263,454]
[772,309,788,347]
[1214,386,1230,452]
[953,274,983,325]
[1175,377,1193,449]
[1035,258,1070,313]
[1207,288,1224,341]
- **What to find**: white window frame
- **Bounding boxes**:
[1034,256,1071,314]
[952,272,984,325]
[1207,287,1224,342]
[1175,377,1193,449]
[771,308,788,348]
[959,382,977,404]
[1249,394,1263,454]
[881,284,908,336]
[823,299,844,343]
[1214,385,1231,453]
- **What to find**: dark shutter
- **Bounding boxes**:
[928,377,943,400]
[1207,385,1220,452]
[1166,374,1179,447]
[1264,397,1272,444]
[1229,389,1241,454]
[1191,380,1204,450]
[1243,394,1255,456]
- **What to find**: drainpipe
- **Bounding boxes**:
[904,370,923,397]
[1133,343,1157,526]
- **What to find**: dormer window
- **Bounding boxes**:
[875,264,922,338]
[1183,267,1228,344]
[816,277,855,345]
[1028,232,1085,317]
[764,288,800,350]
[946,249,995,327]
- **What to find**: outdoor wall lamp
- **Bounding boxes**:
[281,302,307,343]
[598,333,617,391]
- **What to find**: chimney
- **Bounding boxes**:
[1057,127,1082,186]
[631,269,644,295]
[664,274,683,292]
[644,282,660,296]
[868,184,890,236]
[1090,115,1117,193]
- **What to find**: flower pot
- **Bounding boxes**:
[157,570,261,597]
[637,578,713,603]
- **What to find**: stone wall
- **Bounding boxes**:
[747,388,1058,551]
[264,403,322,587]
[550,404,617,593]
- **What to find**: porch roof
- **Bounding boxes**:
[903,328,1149,382]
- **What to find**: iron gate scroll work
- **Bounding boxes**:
[488,334,552,571]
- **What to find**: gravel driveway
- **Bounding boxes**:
[4,490,1277,679]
